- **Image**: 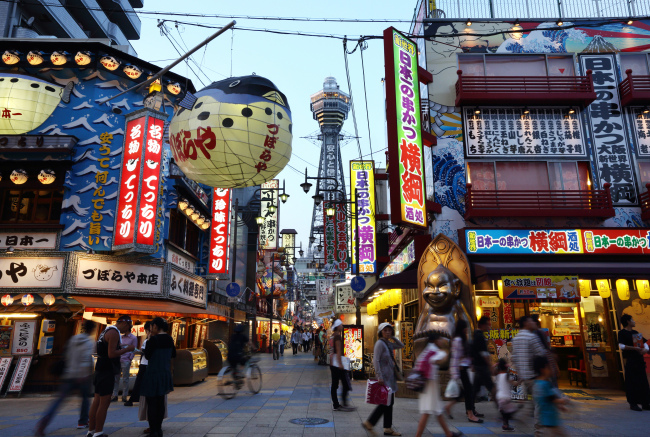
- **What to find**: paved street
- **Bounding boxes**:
[0,353,646,437]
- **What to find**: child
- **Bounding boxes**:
[495,359,519,432]
[533,356,568,436]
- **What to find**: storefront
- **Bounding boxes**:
[462,227,650,390]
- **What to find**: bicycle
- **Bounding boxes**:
[217,356,262,399]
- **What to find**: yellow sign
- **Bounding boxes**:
[350,161,376,274]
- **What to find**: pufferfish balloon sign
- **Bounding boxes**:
[168,75,292,188]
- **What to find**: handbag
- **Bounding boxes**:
[444,378,460,398]
[365,379,391,405]
[405,371,426,393]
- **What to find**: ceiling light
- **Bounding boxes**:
[466,19,472,26]
[474,107,481,115]
[557,20,564,26]
[627,19,634,25]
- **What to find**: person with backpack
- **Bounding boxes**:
[415,332,462,437]
[445,319,482,423]
[35,320,97,436]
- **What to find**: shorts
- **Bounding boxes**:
[94,370,116,396]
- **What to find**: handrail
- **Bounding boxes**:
[640,184,650,221]
[620,70,650,107]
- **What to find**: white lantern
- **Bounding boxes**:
[43,294,56,306]
[27,51,44,66]
[75,51,92,66]
[168,75,293,188]
[201,220,210,230]
[100,55,120,71]
[38,169,56,185]
[21,294,34,307]
[2,50,20,65]
[196,214,205,225]
[50,51,68,66]
[178,198,189,211]
[167,82,182,95]
[10,169,28,185]
[123,64,143,79]
[1,294,13,307]
[190,211,200,221]
[184,205,194,216]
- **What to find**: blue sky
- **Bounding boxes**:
[132,1,418,251]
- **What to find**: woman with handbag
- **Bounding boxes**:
[415,332,462,437]
[445,319,482,423]
[362,322,404,436]
[330,320,355,411]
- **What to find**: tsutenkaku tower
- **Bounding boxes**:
[308,77,350,252]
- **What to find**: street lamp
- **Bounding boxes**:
[300,181,312,193]
[325,206,336,217]
[317,243,323,253]
[309,236,316,244]
[255,216,265,225]
[280,192,289,203]
[268,204,277,213]
[299,249,304,257]
[312,193,323,206]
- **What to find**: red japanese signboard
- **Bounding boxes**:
[136,117,164,246]
[208,188,231,274]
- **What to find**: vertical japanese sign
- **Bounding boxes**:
[208,188,231,274]
[260,180,279,250]
[88,132,113,247]
[384,27,427,229]
[580,55,636,204]
[282,232,295,265]
[7,356,32,393]
[350,161,376,275]
[113,109,168,252]
[322,202,348,274]
[11,321,36,355]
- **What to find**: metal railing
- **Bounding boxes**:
[640,184,650,221]
[431,0,649,19]
[465,183,615,219]
[619,70,650,107]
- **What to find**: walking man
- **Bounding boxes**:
[302,329,309,352]
[272,328,280,360]
[88,316,135,437]
[36,320,96,436]
[291,329,300,355]
[471,316,495,419]
[111,320,138,402]
[618,314,650,411]
[279,329,287,357]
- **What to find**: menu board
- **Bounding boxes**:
[343,325,363,372]
[501,276,579,300]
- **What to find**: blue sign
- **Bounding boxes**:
[350,276,366,292]
[226,282,241,297]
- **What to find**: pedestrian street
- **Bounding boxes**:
[0,353,646,437]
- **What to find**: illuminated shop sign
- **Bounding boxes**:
[383,27,427,229]
[323,202,348,274]
[465,228,650,255]
[501,275,579,300]
[259,180,279,250]
[380,240,415,278]
[350,160,376,274]
[208,188,231,275]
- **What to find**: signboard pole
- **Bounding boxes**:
[229,198,239,338]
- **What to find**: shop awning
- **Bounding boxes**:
[361,266,418,302]
[472,261,650,283]
[74,296,230,321]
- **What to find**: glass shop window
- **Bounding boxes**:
[459,54,575,77]
[0,189,63,223]
[168,208,201,258]
[639,162,650,188]
[468,161,591,191]
[619,53,650,76]
[467,162,496,190]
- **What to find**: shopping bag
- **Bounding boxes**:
[342,356,351,371]
[405,370,426,393]
[444,378,460,399]
[365,379,391,405]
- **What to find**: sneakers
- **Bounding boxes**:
[124,401,133,407]
[502,425,515,432]
[333,405,356,412]
[383,428,401,436]
[77,422,88,429]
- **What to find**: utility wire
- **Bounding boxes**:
[292,152,319,168]
[358,40,374,162]
[157,21,207,87]
[172,22,213,85]
[343,38,364,162]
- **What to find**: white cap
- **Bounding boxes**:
[332,319,343,330]
[378,322,394,334]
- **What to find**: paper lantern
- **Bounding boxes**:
[578,279,591,298]
[1,294,13,307]
[100,55,120,71]
[27,51,44,65]
[497,280,504,300]
[190,210,199,221]
[169,75,292,188]
[50,51,68,66]
[616,279,630,300]
[573,306,585,323]
[38,169,56,184]
[201,220,210,230]
[475,305,482,320]
[167,82,181,95]
[2,50,20,65]
[43,294,55,306]
[21,294,34,307]
[75,51,92,66]
[196,214,205,226]
[636,280,650,299]
[123,64,143,79]
[184,205,194,216]
[10,169,28,185]
[596,279,611,299]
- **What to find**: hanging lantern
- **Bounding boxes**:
[184,205,194,216]
[178,198,189,211]
[2,50,20,65]
[168,75,293,188]
[190,210,200,221]
[10,169,28,185]
[26,51,44,66]
[510,23,523,40]
[37,169,56,185]
[636,280,650,299]
[578,279,591,298]
[616,279,630,301]
[167,82,181,95]
[573,306,585,324]
[596,279,611,299]
[50,51,68,66]
[147,76,162,93]
[43,294,55,306]
[123,64,143,79]
[1,294,13,307]
[21,294,34,307]
[475,305,482,320]
[99,55,120,71]
[497,280,504,300]
[196,214,205,226]
[75,51,92,66]
[201,220,210,230]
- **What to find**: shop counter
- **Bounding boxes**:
[173,348,208,385]
[92,353,139,391]
[202,339,226,374]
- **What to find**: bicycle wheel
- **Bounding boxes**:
[217,366,237,399]
[246,364,262,394]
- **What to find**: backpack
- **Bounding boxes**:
[405,348,438,393]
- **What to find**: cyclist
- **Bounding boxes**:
[227,324,250,384]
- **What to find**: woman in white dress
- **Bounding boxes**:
[415,332,463,437]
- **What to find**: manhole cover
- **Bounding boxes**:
[289,418,329,426]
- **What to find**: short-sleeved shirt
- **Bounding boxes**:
[472,329,489,368]
[533,379,560,427]
[272,333,280,343]
[618,329,646,366]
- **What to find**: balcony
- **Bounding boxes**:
[619,70,650,107]
[455,70,597,107]
[640,184,650,221]
[464,183,615,219]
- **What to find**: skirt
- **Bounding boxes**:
[419,379,443,416]
[138,395,169,421]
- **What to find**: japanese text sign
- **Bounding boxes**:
[168,266,207,307]
[88,131,114,247]
[282,233,295,265]
[380,240,415,278]
[632,109,650,156]
[260,180,279,250]
[0,357,11,389]
[384,27,427,229]
[350,161,376,274]
[463,107,586,157]
[0,257,64,288]
[323,202,348,274]
[7,356,32,393]
[580,55,637,204]
[167,246,195,273]
[113,109,167,252]
[11,321,36,355]
[501,276,579,300]
[208,188,231,274]
[465,228,650,255]
[76,258,163,294]
[0,232,57,250]
[343,326,363,369]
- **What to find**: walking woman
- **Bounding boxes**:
[362,322,404,436]
[445,319,482,422]
[330,320,354,411]
[415,332,462,437]
[140,317,176,437]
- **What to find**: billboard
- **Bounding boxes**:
[208,188,231,274]
[350,160,376,275]
[384,27,427,229]
[259,180,279,250]
[323,202,348,274]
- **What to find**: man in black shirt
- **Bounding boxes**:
[471,316,495,420]
[618,314,650,411]
[228,324,250,382]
